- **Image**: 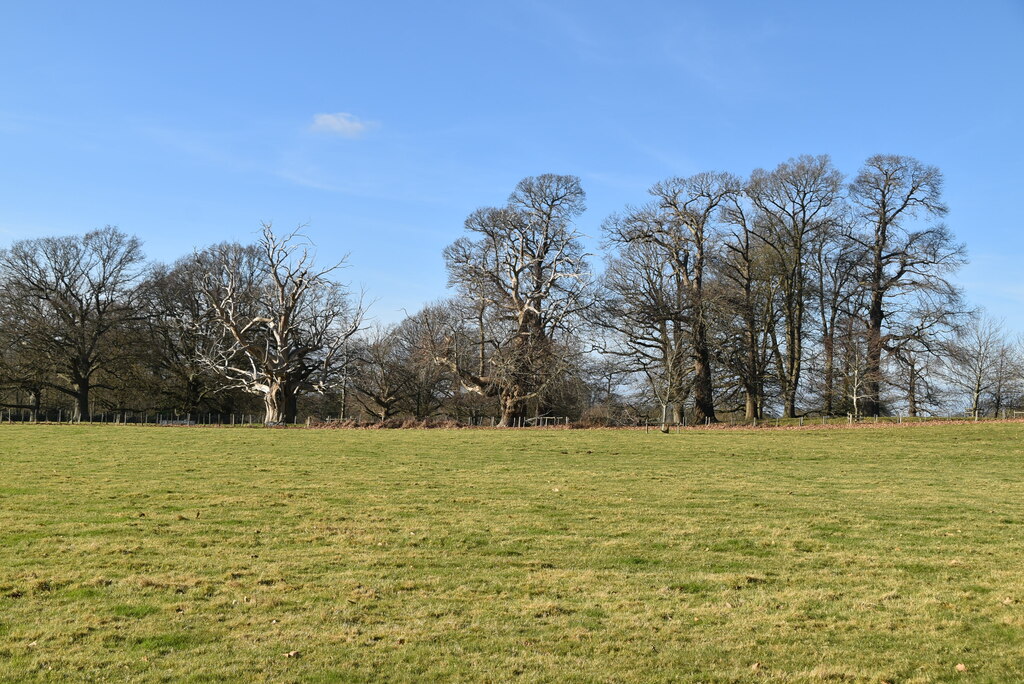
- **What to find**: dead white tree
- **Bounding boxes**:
[441,174,590,426]
[192,224,366,424]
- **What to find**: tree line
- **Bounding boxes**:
[1,154,1021,427]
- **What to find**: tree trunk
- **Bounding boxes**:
[498,393,527,427]
[263,385,284,424]
[691,322,717,424]
[782,291,804,419]
[906,359,919,417]
[340,379,348,420]
[864,290,884,417]
[744,317,760,420]
[822,334,835,415]
[29,389,41,421]
[73,380,90,422]
[283,384,298,424]
[783,392,797,420]
[184,374,204,415]
[744,390,758,421]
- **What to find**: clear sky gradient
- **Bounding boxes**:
[2,1,1022,327]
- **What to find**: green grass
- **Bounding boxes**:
[1,424,1023,682]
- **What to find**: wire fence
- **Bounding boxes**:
[0,409,267,426]
[0,407,1020,429]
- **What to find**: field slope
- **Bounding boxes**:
[1,424,1023,682]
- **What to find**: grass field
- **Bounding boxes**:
[1,424,1023,682]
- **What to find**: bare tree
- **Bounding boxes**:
[990,337,1024,417]
[807,215,863,416]
[0,320,50,416]
[599,218,692,431]
[350,325,408,422]
[849,155,966,416]
[140,261,230,414]
[192,224,366,424]
[941,317,1017,418]
[0,226,147,420]
[415,298,499,423]
[575,352,633,425]
[393,306,455,419]
[889,339,944,417]
[746,155,845,417]
[835,315,871,420]
[347,315,453,423]
[719,194,780,419]
[441,174,590,426]
[604,172,740,423]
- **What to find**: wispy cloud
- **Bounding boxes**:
[309,112,378,138]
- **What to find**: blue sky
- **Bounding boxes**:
[1,1,1022,328]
